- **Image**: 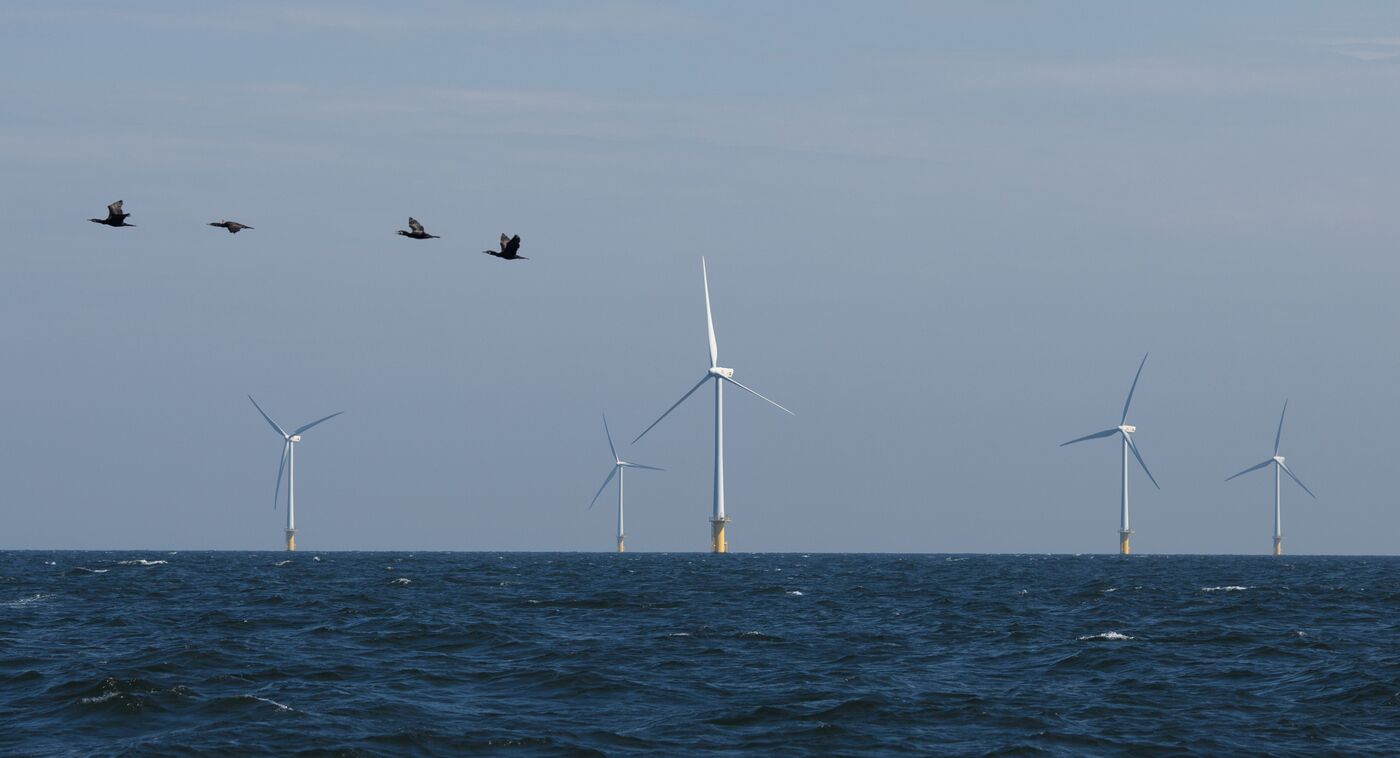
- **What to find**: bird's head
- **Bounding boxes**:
[89,218,103,224]
[396,230,409,236]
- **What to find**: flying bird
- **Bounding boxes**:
[90,200,134,227]
[484,233,526,260]
[396,217,439,239]
[208,220,253,234]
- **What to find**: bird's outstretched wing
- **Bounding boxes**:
[108,200,124,216]
[499,233,509,252]
[409,217,424,234]
[505,234,521,256]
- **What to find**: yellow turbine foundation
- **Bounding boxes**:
[1119,531,1131,555]
[1273,537,1282,556]
[617,536,625,553]
[285,529,297,552]
[711,517,730,554]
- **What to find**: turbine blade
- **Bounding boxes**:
[1274,399,1288,456]
[273,442,289,510]
[248,395,288,438]
[1059,428,1119,447]
[1121,353,1148,424]
[622,462,665,472]
[633,375,711,444]
[1225,459,1273,482]
[602,413,617,461]
[722,376,795,415]
[588,466,619,510]
[703,257,718,368]
[293,411,344,436]
[1279,461,1316,499]
[1125,433,1160,489]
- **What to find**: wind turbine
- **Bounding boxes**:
[248,396,343,551]
[1061,353,1160,555]
[589,414,663,552]
[1226,400,1315,556]
[633,258,793,553]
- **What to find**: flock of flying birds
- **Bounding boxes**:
[88,200,528,260]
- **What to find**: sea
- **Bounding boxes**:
[1,552,1397,755]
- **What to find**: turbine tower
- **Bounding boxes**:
[589,414,663,552]
[1061,353,1160,555]
[1226,399,1315,556]
[249,396,343,551]
[634,258,793,553]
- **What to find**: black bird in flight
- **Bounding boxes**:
[90,200,134,227]
[484,233,526,260]
[396,217,439,239]
[208,220,253,234]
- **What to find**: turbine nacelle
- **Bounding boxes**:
[1119,425,1136,434]
[1273,455,1285,464]
[290,434,302,443]
[709,366,735,379]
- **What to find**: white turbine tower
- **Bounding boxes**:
[633,258,793,553]
[249,396,343,552]
[1061,353,1160,555]
[589,414,663,553]
[1226,399,1316,556]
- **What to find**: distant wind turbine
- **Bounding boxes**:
[1061,353,1160,555]
[248,396,343,551]
[633,258,793,553]
[1226,400,1315,556]
[588,414,663,553]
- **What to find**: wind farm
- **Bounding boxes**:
[1226,400,1317,556]
[9,4,1400,755]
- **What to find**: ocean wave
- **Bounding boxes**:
[4,593,53,608]
[1079,631,1135,641]
[1201,586,1251,592]
[118,559,168,566]
[246,694,295,712]
[390,578,412,586]
[274,560,292,567]
[785,590,804,596]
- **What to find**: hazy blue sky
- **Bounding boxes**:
[3,2,1400,553]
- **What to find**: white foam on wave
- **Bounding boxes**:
[4,593,53,608]
[313,556,321,562]
[273,560,292,567]
[247,694,294,711]
[118,559,168,566]
[1201,585,1250,592]
[665,632,692,637]
[1079,631,1134,641]
[80,690,121,705]
[73,567,108,574]
[43,561,56,566]
[786,590,804,596]
[390,577,411,585]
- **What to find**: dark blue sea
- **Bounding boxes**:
[2,553,1397,755]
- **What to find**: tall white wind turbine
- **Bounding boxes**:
[1061,353,1160,555]
[589,414,663,553]
[248,396,343,552]
[1226,399,1315,556]
[633,258,793,553]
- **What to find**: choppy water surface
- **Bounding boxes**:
[2,553,1398,755]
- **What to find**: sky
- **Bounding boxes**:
[2,1,1400,553]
